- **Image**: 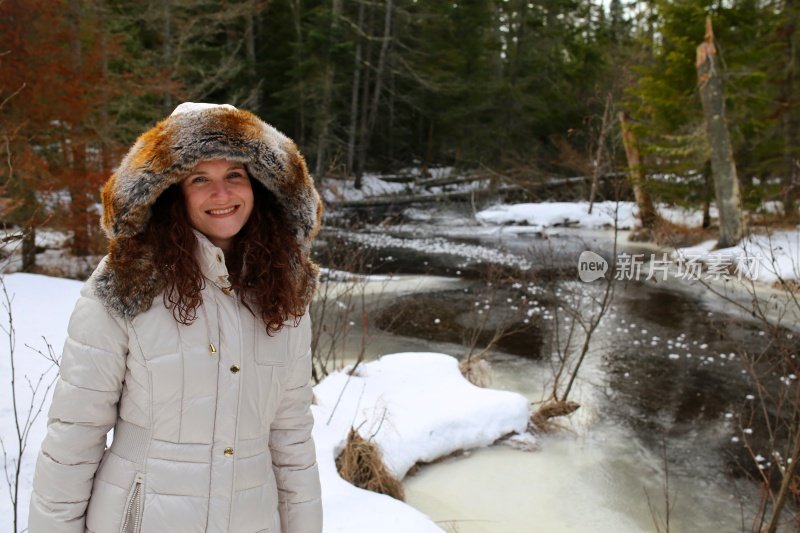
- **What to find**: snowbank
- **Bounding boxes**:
[674,230,800,284]
[313,353,530,532]
[472,201,800,284]
[476,201,640,229]
[0,273,531,533]
[322,174,409,203]
[314,353,530,479]
[475,201,720,230]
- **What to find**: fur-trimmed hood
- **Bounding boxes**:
[94,102,323,318]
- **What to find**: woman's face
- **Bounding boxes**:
[181,159,254,252]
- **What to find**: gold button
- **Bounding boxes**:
[230,364,240,374]
[223,447,234,457]
[221,286,232,296]
[216,254,222,263]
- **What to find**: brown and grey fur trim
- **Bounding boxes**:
[94,104,323,318]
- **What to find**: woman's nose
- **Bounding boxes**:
[210,180,232,198]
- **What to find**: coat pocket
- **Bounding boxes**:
[120,473,145,533]
[255,330,289,366]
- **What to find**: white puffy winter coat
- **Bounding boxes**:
[29,233,322,533]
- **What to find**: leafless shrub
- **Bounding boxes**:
[0,277,59,533]
[310,236,385,383]
[459,356,492,388]
[674,229,800,532]
[531,228,619,429]
[644,439,677,533]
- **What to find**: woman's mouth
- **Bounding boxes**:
[206,206,239,216]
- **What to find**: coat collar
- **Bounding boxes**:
[192,230,233,292]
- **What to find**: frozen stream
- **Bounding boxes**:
[316,212,796,533]
[403,353,750,533]
[332,312,757,533]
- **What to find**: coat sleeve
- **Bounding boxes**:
[28,277,129,533]
[269,312,322,533]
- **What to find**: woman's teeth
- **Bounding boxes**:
[208,206,236,215]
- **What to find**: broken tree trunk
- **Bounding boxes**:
[696,16,746,248]
[618,111,658,228]
[588,93,613,214]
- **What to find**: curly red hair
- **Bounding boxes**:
[144,178,313,334]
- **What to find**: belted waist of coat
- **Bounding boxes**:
[110,419,149,466]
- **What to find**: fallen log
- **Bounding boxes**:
[330,186,521,208]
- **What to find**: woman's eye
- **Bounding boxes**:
[190,176,207,184]
[227,172,245,180]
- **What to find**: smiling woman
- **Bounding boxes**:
[181,160,255,252]
[27,103,323,533]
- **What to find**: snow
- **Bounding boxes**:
[323,175,409,203]
[170,102,237,115]
[475,201,720,230]
[314,353,530,480]
[674,230,800,284]
[658,204,719,227]
[476,201,640,229]
[0,273,531,533]
[472,201,799,283]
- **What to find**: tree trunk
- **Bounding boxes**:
[21,225,36,272]
[290,0,306,144]
[356,0,392,186]
[314,0,343,179]
[243,0,260,111]
[69,143,91,256]
[696,16,746,248]
[388,66,395,166]
[618,111,657,228]
[365,0,393,137]
[588,93,612,214]
[354,1,375,188]
[69,2,91,256]
[346,0,365,178]
[162,0,173,113]
[425,121,434,176]
[97,0,112,175]
[702,160,712,229]
[781,0,799,215]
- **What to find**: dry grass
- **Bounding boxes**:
[774,279,800,292]
[629,216,717,249]
[634,209,800,250]
[530,400,580,433]
[459,355,492,388]
[749,210,800,229]
[336,428,405,500]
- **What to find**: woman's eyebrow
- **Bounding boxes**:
[190,165,244,175]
